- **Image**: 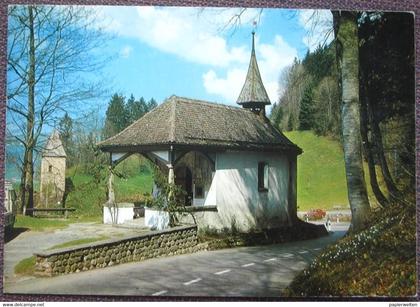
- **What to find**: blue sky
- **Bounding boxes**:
[95,7,332,111]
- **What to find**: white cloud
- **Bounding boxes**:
[203,68,245,102]
[97,6,261,67]
[203,34,297,104]
[299,9,333,51]
[119,45,133,58]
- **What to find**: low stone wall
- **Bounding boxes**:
[34,225,199,277]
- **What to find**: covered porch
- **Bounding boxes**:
[103,145,217,227]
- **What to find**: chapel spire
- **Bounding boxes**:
[236,31,271,115]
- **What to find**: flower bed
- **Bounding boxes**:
[306,209,327,220]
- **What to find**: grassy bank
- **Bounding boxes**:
[284,199,416,297]
[65,155,153,217]
[14,256,36,276]
[285,131,349,211]
[285,130,385,211]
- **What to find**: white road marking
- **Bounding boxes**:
[280,253,294,258]
[152,290,168,296]
[183,278,202,286]
[298,250,308,254]
[214,269,231,275]
[313,247,321,251]
[263,258,277,262]
[241,263,255,267]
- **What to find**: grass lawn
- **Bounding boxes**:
[14,215,102,231]
[114,173,153,203]
[14,215,73,231]
[14,256,36,276]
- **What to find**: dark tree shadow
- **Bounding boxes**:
[5,227,29,243]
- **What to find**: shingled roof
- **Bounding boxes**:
[236,32,271,108]
[43,130,66,158]
[98,96,301,154]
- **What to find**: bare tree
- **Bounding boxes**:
[7,5,111,214]
[276,59,311,131]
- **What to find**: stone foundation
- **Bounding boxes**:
[34,225,199,277]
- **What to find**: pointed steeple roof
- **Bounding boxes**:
[43,130,66,158]
[236,31,271,108]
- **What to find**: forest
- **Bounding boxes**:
[271,12,414,213]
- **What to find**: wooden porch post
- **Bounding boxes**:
[108,165,115,204]
[168,165,174,185]
[168,146,175,185]
[167,146,175,200]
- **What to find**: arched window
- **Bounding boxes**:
[48,165,53,172]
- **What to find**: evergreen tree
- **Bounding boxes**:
[302,44,335,84]
[147,98,158,111]
[58,112,75,167]
[103,94,128,139]
[126,95,147,124]
[269,102,284,129]
[298,86,315,130]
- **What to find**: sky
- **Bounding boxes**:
[94,7,333,112]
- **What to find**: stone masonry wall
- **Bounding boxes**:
[34,226,199,277]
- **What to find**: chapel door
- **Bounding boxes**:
[175,166,193,206]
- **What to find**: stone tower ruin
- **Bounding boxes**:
[40,130,67,207]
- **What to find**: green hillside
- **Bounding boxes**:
[65,156,153,217]
[284,131,349,211]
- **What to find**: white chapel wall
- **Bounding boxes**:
[198,151,293,232]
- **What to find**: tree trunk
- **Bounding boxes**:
[360,86,388,208]
[24,5,36,216]
[369,106,401,202]
[333,11,370,232]
[19,148,28,214]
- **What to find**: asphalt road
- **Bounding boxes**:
[4,223,349,297]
